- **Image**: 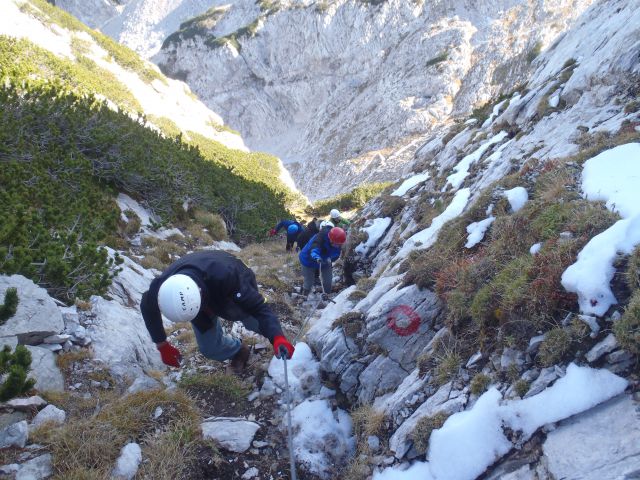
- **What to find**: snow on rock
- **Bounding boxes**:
[530,243,542,255]
[111,442,142,480]
[445,131,508,190]
[503,186,528,212]
[374,364,627,480]
[393,188,470,263]
[290,399,355,479]
[465,216,495,248]
[201,417,260,453]
[355,218,392,256]
[561,143,640,316]
[267,342,321,405]
[391,173,430,197]
[116,193,158,229]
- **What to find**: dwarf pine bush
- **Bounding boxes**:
[0,288,19,324]
[0,35,292,301]
[0,345,36,401]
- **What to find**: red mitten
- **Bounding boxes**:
[273,335,295,359]
[157,341,182,367]
[268,228,277,237]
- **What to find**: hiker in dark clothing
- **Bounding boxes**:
[140,251,295,374]
[298,227,346,295]
[295,217,319,251]
[269,219,302,251]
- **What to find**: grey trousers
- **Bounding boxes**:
[302,263,332,294]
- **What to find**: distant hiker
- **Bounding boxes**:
[298,226,347,295]
[270,219,303,251]
[140,251,295,374]
[329,209,351,230]
[295,217,319,251]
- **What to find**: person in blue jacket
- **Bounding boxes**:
[298,226,347,295]
[269,219,302,251]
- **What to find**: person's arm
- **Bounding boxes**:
[274,220,287,233]
[231,270,283,342]
[141,286,182,367]
[309,233,324,263]
[140,287,166,343]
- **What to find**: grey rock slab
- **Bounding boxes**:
[365,284,442,370]
[585,333,617,363]
[543,394,640,480]
[5,396,47,412]
[0,420,28,448]
[357,355,408,405]
[15,453,52,480]
[524,366,559,398]
[0,412,28,430]
[87,296,164,374]
[0,275,63,345]
[126,375,162,394]
[26,346,64,392]
[201,417,260,453]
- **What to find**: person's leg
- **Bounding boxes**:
[192,317,241,361]
[285,238,293,251]
[320,263,332,294]
[301,264,316,294]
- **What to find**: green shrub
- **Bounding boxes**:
[537,328,571,366]
[0,288,19,323]
[0,345,36,401]
[470,373,491,395]
[26,0,165,84]
[308,182,391,216]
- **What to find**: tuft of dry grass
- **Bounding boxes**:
[410,411,449,455]
[178,372,249,402]
[614,290,640,354]
[470,373,491,395]
[55,349,93,375]
[350,405,385,441]
[537,327,571,366]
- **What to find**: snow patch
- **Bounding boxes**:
[355,218,392,255]
[504,186,529,212]
[391,172,430,197]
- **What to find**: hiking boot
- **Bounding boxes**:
[227,343,250,376]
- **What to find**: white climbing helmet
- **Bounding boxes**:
[320,220,334,229]
[158,274,201,322]
[330,209,340,219]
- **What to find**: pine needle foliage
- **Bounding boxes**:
[0,288,18,324]
[0,345,36,401]
[0,35,291,301]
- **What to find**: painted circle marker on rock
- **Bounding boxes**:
[387,305,420,336]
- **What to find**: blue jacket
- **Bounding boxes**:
[275,220,301,240]
[299,230,341,268]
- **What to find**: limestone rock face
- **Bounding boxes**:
[153,0,596,198]
[542,394,640,480]
[0,275,64,347]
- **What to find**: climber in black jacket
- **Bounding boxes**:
[140,251,294,373]
[295,217,319,251]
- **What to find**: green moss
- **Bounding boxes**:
[425,52,448,68]
[614,290,640,354]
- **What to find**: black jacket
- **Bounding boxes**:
[140,251,283,344]
[296,221,319,250]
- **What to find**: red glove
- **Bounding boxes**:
[273,335,294,359]
[268,228,277,237]
[157,341,182,367]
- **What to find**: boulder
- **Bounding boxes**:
[27,347,64,392]
[201,417,260,453]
